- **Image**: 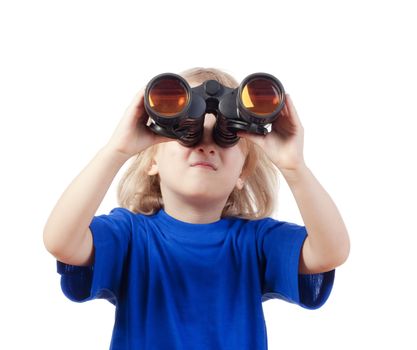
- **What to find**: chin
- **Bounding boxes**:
[184,190,221,202]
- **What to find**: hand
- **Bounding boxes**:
[105,88,172,158]
[237,94,306,171]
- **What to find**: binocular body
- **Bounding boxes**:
[144,72,286,147]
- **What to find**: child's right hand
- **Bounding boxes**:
[105,88,172,158]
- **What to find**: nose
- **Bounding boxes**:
[194,114,217,154]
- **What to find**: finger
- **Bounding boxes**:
[132,87,145,104]
[285,94,303,128]
[272,101,295,136]
[126,88,146,116]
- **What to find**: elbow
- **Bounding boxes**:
[340,231,351,264]
[317,252,349,273]
[319,233,351,272]
[43,233,72,262]
[329,232,351,269]
[43,227,60,258]
[333,250,349,270]
[43,224,68,260]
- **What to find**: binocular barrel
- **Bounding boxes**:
[144,72,286,147]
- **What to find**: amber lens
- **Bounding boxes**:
[241,78,281,116]
[148,78,188,117]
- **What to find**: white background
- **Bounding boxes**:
[1,0,416,348]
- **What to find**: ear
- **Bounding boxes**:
[236,177,245,190]
[148,162,159,176]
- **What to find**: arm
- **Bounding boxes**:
[43,89,170,266]
[43,147,130,266]
[237,94,350,274]
[281,165,350,274]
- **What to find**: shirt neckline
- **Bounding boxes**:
[153,208,233,242]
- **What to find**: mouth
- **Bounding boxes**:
[190,161,217,171]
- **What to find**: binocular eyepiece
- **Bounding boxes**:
[144,72,286,147]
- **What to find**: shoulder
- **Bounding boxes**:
[105,207,160,233]
[227,216,304,231]
[225,216,281,231]
[90,207,156,246]
[225,216,287,241]
[91,207,147,237]
[97,207,151,224]
[241,216,292,232]
[249,216,307,245]
[106,207,137,217]
[256,216,305,232]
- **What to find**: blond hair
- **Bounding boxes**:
[117,67,279,219]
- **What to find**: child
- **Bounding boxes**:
[43,67,350,349]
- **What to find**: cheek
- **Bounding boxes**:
[157,147,190,180]
[225,149,246,172]
[158,143,188,165]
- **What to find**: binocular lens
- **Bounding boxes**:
[148,78,189,117]
[241,78,282,116]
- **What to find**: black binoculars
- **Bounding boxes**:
[144,72,286,147]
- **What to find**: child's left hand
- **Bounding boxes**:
[237,94,306,171]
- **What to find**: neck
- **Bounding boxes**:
[162,197,227,224]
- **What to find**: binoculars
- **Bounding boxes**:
[144,72,286,147]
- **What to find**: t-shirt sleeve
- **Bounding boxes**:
[257,218,335,310]
[56,207,132,305]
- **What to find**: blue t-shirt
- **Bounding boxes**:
[57,207,335,349]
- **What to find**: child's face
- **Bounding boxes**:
[148,113,247,206]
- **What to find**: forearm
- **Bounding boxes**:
[280,164,350,267]
[43,145,130,257]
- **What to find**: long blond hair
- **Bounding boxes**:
[117,67,279,219]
